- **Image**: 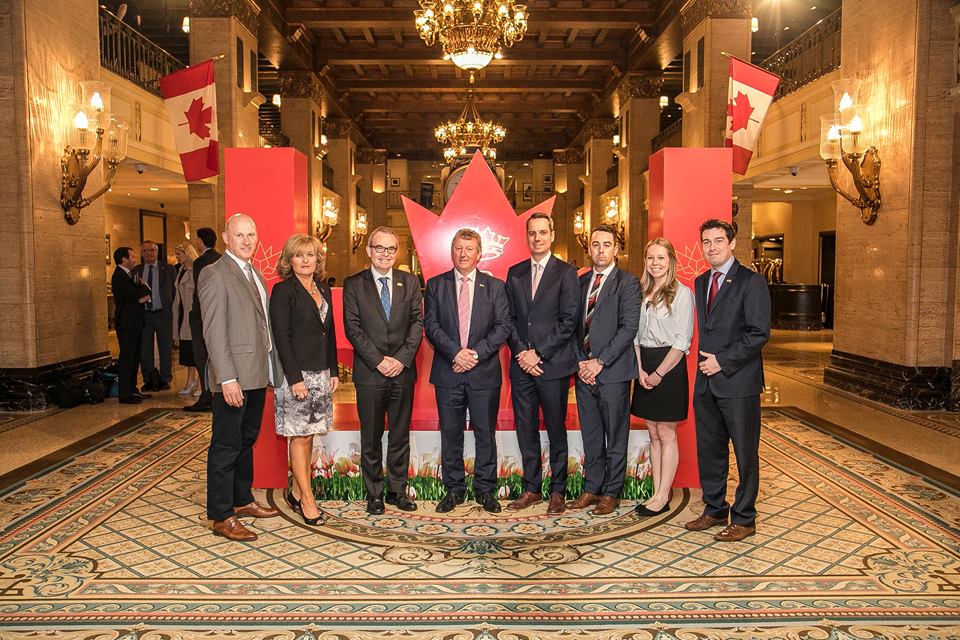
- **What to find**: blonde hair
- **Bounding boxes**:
[175,243,199,267]
[277,234,325,279]
[451,228,482,252]
[640,237,680,313]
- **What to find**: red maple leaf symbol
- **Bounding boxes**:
[727,91,755,133]
[402,152,555,281]
[183,97,213,140]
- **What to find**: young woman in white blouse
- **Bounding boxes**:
[631,238,695,517]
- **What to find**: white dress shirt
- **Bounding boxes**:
[530,254,551,295]
[372,266,393,305]
[711,255,736,292]
[454,268,477,339]
[222,250,274,386]
[583,263,616,317]
[635,283,695,353]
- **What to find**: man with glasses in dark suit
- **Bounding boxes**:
[343,227,424,515]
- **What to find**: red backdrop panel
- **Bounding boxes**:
[647,147,732,488]
[224,147,309,489]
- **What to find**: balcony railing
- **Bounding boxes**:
[652,119,682,152]
[99,7,185,97]
[761,8,841,100]
[258,121,289,148]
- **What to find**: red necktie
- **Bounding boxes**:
[707,271,722,312]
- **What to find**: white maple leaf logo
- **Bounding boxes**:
[252,242,281,283]
[676,243,708,282]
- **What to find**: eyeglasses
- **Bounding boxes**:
[371,245,398,255]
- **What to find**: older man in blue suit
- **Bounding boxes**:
[424,228,512,514]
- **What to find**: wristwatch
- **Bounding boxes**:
[595,357,605,366]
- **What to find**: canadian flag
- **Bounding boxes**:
[159,60,219,182]
[724,56,780,175]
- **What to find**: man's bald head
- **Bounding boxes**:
[222,213,259,261]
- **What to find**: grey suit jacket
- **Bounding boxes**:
[574,265,642,384]
[198,254,283,392]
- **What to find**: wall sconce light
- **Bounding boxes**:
[819,79,881,225]
[612,119,627,159]
[659,95,669,109]
[317,196,340,241]
[573,210,588,253]
[603,195,625,249]
[272,94,282,107]
[352,210,368,253]
[181,16,190,33]
[61,82,128,225]
[315,118,328,160]
[751,17,759,32]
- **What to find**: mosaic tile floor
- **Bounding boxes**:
[0,407,957,639]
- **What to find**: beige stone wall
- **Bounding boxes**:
[752,195,836,284]
[833,0,957,366]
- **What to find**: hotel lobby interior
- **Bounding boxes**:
[0,0,958,637]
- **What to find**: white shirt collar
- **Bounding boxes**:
[531,254,551,270]
[713,256,735,277]
[224,250,250,270]
[455,268,478,282]
[592,263,616,279]
[120,264,132,275]
[371,266,393,283]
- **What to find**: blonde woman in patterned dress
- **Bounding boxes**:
[269,234,339,526]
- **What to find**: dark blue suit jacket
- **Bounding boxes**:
[505,255,579,380]
[424,269,511,389]
[694,259,771,398]
[574,265,641,384]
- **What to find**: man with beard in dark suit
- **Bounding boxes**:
[343,227,424,515]
[184,227,220,412]
[503,213,579,515]
[111,247,151,404]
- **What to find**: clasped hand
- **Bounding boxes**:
[698,351,721,376]
[577,358,603,385]
[377,356,404,378]
[452,348,478,373]
[517,349,543,377]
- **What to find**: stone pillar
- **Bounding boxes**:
[278,70,325,242]
[732,182,754,267]
[323,121,358,282]
[0,0,110,407]
[951,2,960,410]
[618,72,663,269]
[188,0,262,236]
[582,119,617,240]
[678,0,751,148]
[824,0,958,409]
[356,149,388,257]
[552,148,586,266]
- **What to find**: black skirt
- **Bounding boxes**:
[630,345,688,422]
[178,340,195,367]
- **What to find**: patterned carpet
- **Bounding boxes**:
[0,408,958,639]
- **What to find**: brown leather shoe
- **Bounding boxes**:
[546,492,565,515]
[684,513,728,531]
[714,524,756,542]
[234,501,280,518]
[590,496,620,516]
[211,516,257,542]
[565,493,601,510]
[507,491,543,511]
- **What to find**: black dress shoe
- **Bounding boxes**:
[133,392,153,400]
[476,492,502,513]
[284,490,302,514]
[119,396,142,404]
[385,492,417,512]
[635,500,671,517]
[183,400,212,412]
[435,492,465,513]
[301,510,324,526]
[158,383,171,391]
[366,497,385,515]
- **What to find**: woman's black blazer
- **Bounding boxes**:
[269,276,339,385]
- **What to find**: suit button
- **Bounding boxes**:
[528,322,532,326]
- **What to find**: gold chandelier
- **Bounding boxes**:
[435,94,505,165]
[415,0,528,82]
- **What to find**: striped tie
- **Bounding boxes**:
[582,272,603,355]
[458,275,470,348]
[531,262,542,299]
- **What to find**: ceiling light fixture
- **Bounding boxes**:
[434,92,505,165]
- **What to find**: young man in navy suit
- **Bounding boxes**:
[569,224,641,516]
[685,218,771,542]
[504,213,579,514]
[424,228,512,514]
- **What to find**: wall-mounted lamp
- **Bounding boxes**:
[751,17,759,32]
[603,195,625,249]
[61,81,128,225]
[612,118,627,159]
[573,210,588,253]
[317,196,340,241]
[659,95,669,109]
[181,16,190,33]
[352,210,368,253]
[819,79,881,225]
[315,118,328,160]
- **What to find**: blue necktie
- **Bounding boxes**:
[379,276,391,319]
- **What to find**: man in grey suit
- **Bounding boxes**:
[343,227,423,515]
[133,240,177,390]
[198,213,282,542]
[568,223,641,516]
[685,218,771,543]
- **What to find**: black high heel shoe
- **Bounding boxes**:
[284,490,302,514]
[300,509,325,526]
[635,500,671,517]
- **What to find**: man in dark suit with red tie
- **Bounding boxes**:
[424,228,512,514]
[343,227,424,515]
[685,218,771,543]
[504,213,579,515]
[569,224,641,516]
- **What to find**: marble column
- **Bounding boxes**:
[188,0,262,236]
[678,0,751,149]
[824,0,958,409]
[278,70,325,242]
[0,0,109,408]
[617,72,663,270]
[552,149,586,266]
[951,1,960,411]
[323,122,359,282]
[582,119,617,245]
[732,182,754,268]
[356,148,388,248]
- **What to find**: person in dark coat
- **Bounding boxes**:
[111,247,150,403]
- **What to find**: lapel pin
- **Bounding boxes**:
[726,279,733,284]
[478,283,485,288]
[397,282,403,287]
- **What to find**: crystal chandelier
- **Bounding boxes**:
[415,0,528,82]
[435,94,506,165]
